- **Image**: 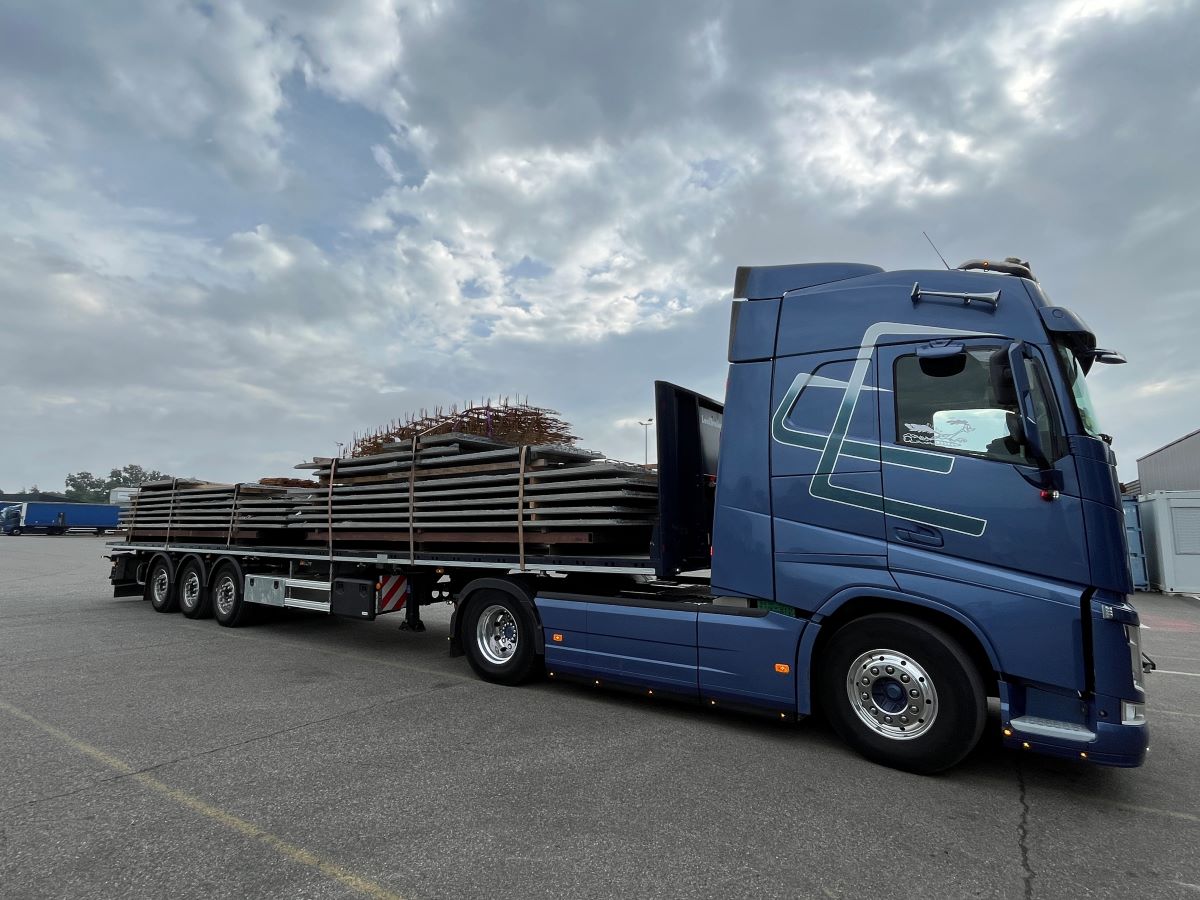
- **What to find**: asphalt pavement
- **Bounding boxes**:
[1,535,1197,899]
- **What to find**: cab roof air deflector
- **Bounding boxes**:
[733,262,884,300]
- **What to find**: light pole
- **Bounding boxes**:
[638,419,653,467]
[335,441,344,459]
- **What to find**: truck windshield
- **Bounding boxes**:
[1054,341,1102,437]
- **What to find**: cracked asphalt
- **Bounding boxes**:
[1,535,1197,899]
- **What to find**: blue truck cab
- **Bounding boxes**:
[532,259,1147,773]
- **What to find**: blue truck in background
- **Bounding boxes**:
[3,502,121,536]
[108,257,1150,773]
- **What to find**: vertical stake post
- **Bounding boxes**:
[518,445,528,572]
[226,483,241,546]
[327,459,338,570]
[164,478,178,549]
[408,437,418,566]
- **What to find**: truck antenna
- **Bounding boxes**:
[923,231,951,269]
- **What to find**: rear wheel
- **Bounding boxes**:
[212,564,253,627]
[818,613,986,774]
[177,561,211,619]
[147,558,177,613]
[462,590,540,685]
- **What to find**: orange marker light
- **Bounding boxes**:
[774,663,791,675]
[552,633,564,643]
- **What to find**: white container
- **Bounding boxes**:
[1139,490,1200,593]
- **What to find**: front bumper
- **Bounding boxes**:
[1000,682,1149,767]
[1003,718,1148,767]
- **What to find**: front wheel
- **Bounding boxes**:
[461,590,541,685]
[818,614,986,774]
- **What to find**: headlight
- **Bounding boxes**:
[1125,624,1144,694]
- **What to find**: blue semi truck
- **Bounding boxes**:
[108,258,1149,773]
[4,501,120,535]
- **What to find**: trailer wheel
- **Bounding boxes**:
[212,564,253,627]
[9,527,20,536]
[817,613,985,774]
[177,561,211,619]
[462,590,540,685]
[147,559,177,613]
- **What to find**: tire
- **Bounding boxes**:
[10,527,21,536]
[146,558,178,613]
[211,563,253,627]
[177,560,211,619]
[817,613,986,775]
[461,590,541,685]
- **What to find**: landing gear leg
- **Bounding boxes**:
[400,596,425,631]
[399,575,426,631]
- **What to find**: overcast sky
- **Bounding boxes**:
[2,0,1197,491]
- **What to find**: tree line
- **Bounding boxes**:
[63,465,169,503]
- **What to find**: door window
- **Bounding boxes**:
[893,348,1056,465]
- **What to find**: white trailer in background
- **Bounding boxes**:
[1139,490,1200,593]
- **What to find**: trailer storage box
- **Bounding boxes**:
[332,578,377,620]
[1139,490,1200,593]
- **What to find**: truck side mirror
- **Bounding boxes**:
[1005,341,1050,470]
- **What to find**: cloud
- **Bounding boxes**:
[2,0,1199,491]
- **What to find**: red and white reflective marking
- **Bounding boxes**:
[378,575,409,613]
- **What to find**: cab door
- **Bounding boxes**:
[769,349,891,607]
[876,338,1089,587]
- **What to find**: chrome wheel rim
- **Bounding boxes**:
[152,569,170,605]
[846,648,938,741]
[181,571,201,611]
[214,575,236,617]
[476,604,519,665]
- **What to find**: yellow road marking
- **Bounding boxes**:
[0,699,405,900]
[1153,708,1200,720]
[1099,800,1200,825]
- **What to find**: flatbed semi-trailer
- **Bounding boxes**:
[109,258,1151,773]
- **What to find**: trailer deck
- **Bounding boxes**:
[110,540,657,575]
